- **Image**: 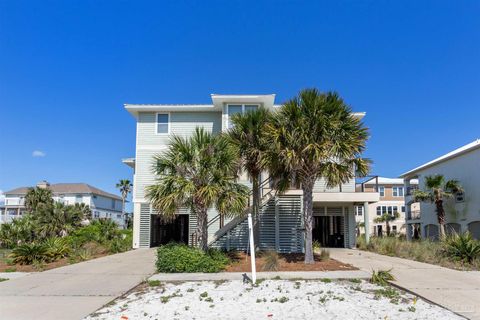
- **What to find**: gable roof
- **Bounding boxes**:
[400,139,480,178]
[4,183,122,200]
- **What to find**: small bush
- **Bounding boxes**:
[10,243,49,265]
[312,240,321,252]
[147,280,162,287]
[262,251,279,271]
[442,232,480,263]
[43,237,70,261]
[370,269,395,286]
[156,243,229,273]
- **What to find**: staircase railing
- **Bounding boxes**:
[190,176,275,247]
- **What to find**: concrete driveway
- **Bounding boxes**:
[0,248,156,320]
[330,248,480,320]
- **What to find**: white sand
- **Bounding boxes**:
[86,280,462,320]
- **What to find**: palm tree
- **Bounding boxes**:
[374,212,400,236]
[35,202,89,238]
[265,88,370,264]
[413,174,463,238]
[146,127,250,251]
[24,187,53,213]
[228,108,272,242]
[116,179,132,225]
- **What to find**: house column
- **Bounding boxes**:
[363,202,370,244]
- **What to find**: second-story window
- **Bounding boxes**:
[156,113,170,134]
[227,104,259,128]
[392,186,404,197]
[379,186,385,197]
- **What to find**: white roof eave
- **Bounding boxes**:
[400,139,480,178]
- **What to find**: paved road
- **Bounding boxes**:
[0,248,156,320]
[330,248,480,320]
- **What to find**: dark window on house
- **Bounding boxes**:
[156,113,170,134]
[455,192,465,203]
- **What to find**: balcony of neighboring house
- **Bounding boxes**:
[0,206,25,223]
[407,209,421,220]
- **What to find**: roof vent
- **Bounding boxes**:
[36,180,50,189]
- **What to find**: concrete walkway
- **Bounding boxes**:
[0,248,156,320]
[329,248,480,320]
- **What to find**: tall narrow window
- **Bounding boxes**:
[379,186,385,197]
[156,113,169,134]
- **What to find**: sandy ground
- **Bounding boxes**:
[85,279,463,320]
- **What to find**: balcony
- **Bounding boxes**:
[407,210,421,220]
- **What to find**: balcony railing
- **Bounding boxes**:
[407,210,421,220]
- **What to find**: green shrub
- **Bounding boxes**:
[10,243,49,265]
[262,251,279,271]
[0,215,38,248]
[370,269,395,286]
[156,243,229,273]
[442,232,480,263]
[69,224,102,247]
[108,229,133,253]
[43,237,71,261]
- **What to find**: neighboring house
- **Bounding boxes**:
[123,94,379,251]
[0,181,125,228]
[354,177,419,236]
[401,139,480,240]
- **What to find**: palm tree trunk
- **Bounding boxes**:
[386,221,391,236]
[302,177,315,264]
[435,200,446,238]
[121,197,125,227]
[196,207,209,252]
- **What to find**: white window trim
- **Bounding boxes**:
[226,104,260,128]
[156,112,171,135]
[379,186,385,197]
[392,186,404,197]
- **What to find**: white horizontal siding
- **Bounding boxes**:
[313,178,355,193]
[134,149,164,200]
[136,112,222,146]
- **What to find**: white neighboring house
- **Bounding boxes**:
[0,181,126,228]
[355,177,419,236]
[123,94,379,250]
[401,139,480,240]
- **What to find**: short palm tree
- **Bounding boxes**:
[265,88,370,264]
[146,127,250,251]
[413,174,463,237]
[374,212,400,236]
[24,187,53,213]
[228,108,272,241]
[35,202,88,238]
[116,179,132,224]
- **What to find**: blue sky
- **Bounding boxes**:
[1,1,479,207]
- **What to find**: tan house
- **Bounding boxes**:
[355,177,418,236]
